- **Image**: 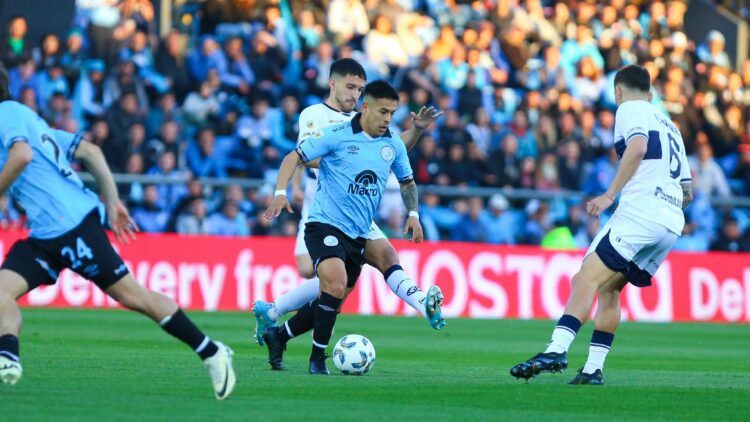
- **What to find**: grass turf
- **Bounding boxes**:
[4,308,749,421]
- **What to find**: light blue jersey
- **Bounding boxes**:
[0,101,100,239]
[296,114,413,239]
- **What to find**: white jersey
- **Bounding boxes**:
[297,103,355,207]
[613,100,691,235]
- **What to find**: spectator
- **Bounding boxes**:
[696,30,731,70]
[32,33,62,70]
[327,0,370,46]
[558,140,584,191]
[249,31,286,92]
[147,151,189,211]
[106,92,144,147]
[145,119,183,169]
[451,197,487,243]
[8,56,40,102]
[155,29,190,101]
[272,94,300,154]
[690,143,732,198]
[120,30,169,94]
[380,208,408,240]
[182,80,220,127]
[146,92,182,139]
[479,194,516,244]
[364,15,409,75]
[132,184,170,233]
[72,59,107,127]
[186,35,224,83]
[37,60,69,107]
[186,127,226,178]
[207,200,249,236]
[219,36,254,95]
[2,16,30,68]
[485,134,521,188]
[61,30,86,87]
[710,216,750,252]
[176,198,210,235]
[521,199,551,245]
[466,108,492,154]
[103,58,148,110]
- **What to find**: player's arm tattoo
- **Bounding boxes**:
[399,179,419,212]
[680,182,693,210]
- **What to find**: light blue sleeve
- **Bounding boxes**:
[0,106,29,148]
[391,139,413,182]
[295,130,335,163]
[51,129,83,162]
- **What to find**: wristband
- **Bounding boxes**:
[604,192,615,201]
[408,210,419,218]
[275,190,287,197]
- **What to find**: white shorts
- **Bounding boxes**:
[585,212,678,287]
[294,205,386,256]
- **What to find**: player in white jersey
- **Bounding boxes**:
[253,59,445,350]
[510,65,693,385]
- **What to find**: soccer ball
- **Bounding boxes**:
[332,334,376,375]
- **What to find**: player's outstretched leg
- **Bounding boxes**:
[0,270,28,386]
[106,275,235,399]
[510,254,616,381]
[366,240,446,330]
[570,277,625,385]
[253,277,320,346]
[261,299,317,370]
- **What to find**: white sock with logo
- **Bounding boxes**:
[270,277,320,320]
[385,265,428,318]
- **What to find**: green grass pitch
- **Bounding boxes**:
[4,308,749,421]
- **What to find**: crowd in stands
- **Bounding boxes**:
[1,0,750,252]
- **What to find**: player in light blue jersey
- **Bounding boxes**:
[0,65,235,399]
[263,80,423,374]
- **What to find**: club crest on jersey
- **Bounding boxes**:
[324,235,339,247]
[380,146,395,161]
[312,130,324,139]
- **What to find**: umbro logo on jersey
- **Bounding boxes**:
[347,145,359,155]
[348,170,379,196]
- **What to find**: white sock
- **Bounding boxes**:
[385,267,428,318]
[271,277,321,319]
[544,327,577,354]
[582,345,610,374]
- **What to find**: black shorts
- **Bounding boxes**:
[305,222,366,288]
[2,209,129,291]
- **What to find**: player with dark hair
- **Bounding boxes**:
[510,65,693,385]
[0,65,236,399]
[253,58,445,357]
[263,80,423,374]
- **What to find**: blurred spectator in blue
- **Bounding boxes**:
[78,0,121,67]
[230,93,275,175]
[42,92,70,129]
[123,152,145,204]
[187,35,224,83]
[583,147,618,195]
[32,33,62,70]
[18,86,39,114]
[272,94,300,154]
[696,30,731,70]
[595,109,616,149]
[710,216,750,252]
[572,56,606,108]
[125,122,146,160]
[37,60,70,108]
[71,59,107,128]
[451,197,487,242]
[183,79,220,127]
[364,15,409,76]
[103,59,149,111]
[521,199,551,245]
[61,30,86,87]
[456,71,483,120]
[732,144,750,196]
[303,41,335,98]
[219,36,254,96]
[436,45,468,93]
[186,127,226,178]
[9,56,40,103]
[132,184,170,233]
[380,209,408,240]
[673,218,710,252]
[155,29,191,101]
[504,109,537,159]
[296,9,324,52]
[2,16,30,68]
[207,200,249,236]
[147,151,189,211]
[480,193,516,245]
[120,30,170,94]
[690,143,732,198]
[146,92,182,139]
[575,218,601,248]
[420,192,462,237]
[176,198,210,235]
